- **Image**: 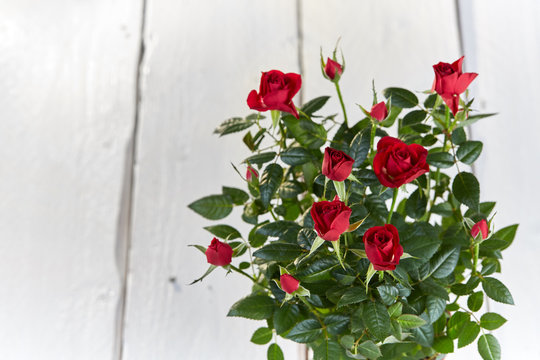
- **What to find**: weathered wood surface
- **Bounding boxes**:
[0,1,143,359]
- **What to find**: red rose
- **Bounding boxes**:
[280,274,300,294]
[432,56,478,115]
[373,136,429,188]
[471,219,489,240]
[310,195,352,241]
[363,224,403,271]
[247,70,301,119]
[324,58,343,82]
[205,237,233,266]
[370,101,388,122]
[246,165,258,182]
[322,147,354,181]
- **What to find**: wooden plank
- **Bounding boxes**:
[122,1,300,359]
[456,1,540,358]
[0,1,143,359]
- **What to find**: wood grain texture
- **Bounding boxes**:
[0,1,143,359]
[457,1,540,358]
[122,1,300,359]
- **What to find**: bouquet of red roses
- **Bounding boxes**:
[189,49,516,360]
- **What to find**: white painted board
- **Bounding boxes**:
[456,0,540,358]
[122,1,301,359]
[0,1,143,359]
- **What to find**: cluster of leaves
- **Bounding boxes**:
[189,86,517,359]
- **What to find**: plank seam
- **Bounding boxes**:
[115,0,148,359]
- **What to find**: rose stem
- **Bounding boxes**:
[229,264,270,290]
[334,82,348,126]
[386,187,399,224]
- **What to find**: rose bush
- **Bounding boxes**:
[189,52,517,360]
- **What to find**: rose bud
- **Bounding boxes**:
[205,237,233,266]
[246,166,258,182]
[432,56,478,115]
[373,136,429,188]
[471,219,489,240]
[324,58,343,82]
[322,147,354,182]
[363,224,404,271]
[280,274,300,294]
[247,70,302,119]
[370,101,388,122]
[310,195,352,241]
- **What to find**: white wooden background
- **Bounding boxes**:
[0,1,538,359]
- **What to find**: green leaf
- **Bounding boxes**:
[222,186,249,205]
[253,243,303,261]
[286,319,323,343]
[283,116,327,149]
[411,323,434,347]
[480,312,507,330]
[458,321,480,348]
[388,302,403,318]
[296,256,339,283]
[267,343,284,360]
[405,188,428,219]
[273,303,302,335]
[468,292,484,312]
[297,228,316,249]
[482,277,514,305]
[426,246,461,279]
[245,151,277,166]
[325,314,350,335]
[427,152,455,168]
[383,87,419,108]
[203,224,241,240]
[493,224,518,250]
[256,221,301,238]
[251,327,273,345]
[451,127,467,145]
[357,340,382,359]
[280,147,313,166]
[260,164,283,208]
[452,172,480,210]
[227,295,275,320]
[349,129,371,167]
[188,194,233,220]
[397,314,426,329]
[363,301,391,341]
[337,287,369,308]
[313,339,343,360]
[377,285,399,305]
[425,295,446,324]
[279,181,303,199]
[433,336,454,354]
[400,222,442,259]
[214,116,255,136]
[447,312,470,339]
[402,110,427,126]
[302,96,330,116]
[457,141,483,164]
[478,334,501,360]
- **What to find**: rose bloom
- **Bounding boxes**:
[471,219,489,240]
[322,147,354,182]
[324,58,343,81]
[363,224,403,271]
[432,56,478,115]
[310,195,351,241]
[373,136,429,188]
[280,274,300,294]
[370,101,388,122]
[247,70,302,118]
[246,165,258,182]
[205,237,233,266]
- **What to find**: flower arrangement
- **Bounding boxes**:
[189,48,517,360]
